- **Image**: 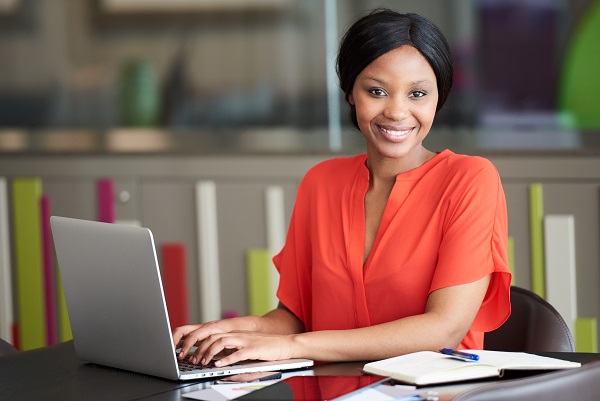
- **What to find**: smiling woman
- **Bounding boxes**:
[171,9,512,369]
[349,45,439,168]
[337,11,453,127]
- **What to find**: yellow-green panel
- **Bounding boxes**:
[529,183,545,298]
[246,249,272,317]
[575,318,598,353]
[12,178,46,350]
[507,235,515,285]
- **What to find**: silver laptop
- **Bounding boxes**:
[50,216,313,380]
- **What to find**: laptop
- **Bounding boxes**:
[50,216,313,380]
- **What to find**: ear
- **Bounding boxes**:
[348,93,355,106]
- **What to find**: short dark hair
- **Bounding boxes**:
[336,9,454,129]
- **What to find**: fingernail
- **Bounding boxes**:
[200,358,205,365]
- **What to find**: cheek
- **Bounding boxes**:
[417,102,438,127]
[354,98,376,122]
[354,104,376,133]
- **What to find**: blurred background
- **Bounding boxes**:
[2,0,600,353]
[0,0,598,150]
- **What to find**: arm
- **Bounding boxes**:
[192,274,490,366]
[260,303,306,334]
[290,275,490,361]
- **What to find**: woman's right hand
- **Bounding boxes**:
[172,316,258,361]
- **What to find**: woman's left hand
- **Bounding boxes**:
[190,331,297,367]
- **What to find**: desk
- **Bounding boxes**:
[1,341,598,401]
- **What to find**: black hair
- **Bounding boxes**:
[336,9,454,129]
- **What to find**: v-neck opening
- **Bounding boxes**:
[360,149,453,270]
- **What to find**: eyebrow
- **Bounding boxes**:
[360,76,434,86]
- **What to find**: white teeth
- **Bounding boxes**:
[380,126,411,136]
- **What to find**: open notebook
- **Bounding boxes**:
[50,216,313,380]
[363,350,581,386]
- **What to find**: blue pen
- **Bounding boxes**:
[439,348,480,361]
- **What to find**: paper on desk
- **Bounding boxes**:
[181,387,227,401]
[336,383,421,401]
[182,370,313,401]
[182,380,281,400]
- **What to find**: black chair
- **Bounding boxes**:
[453,360,600,401]
[0,338,18,357]
[485,286,575,352]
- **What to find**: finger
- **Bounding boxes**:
[189,335,218,364]
[182,327,227,361]
[173,325,198,359]
[187,327,246,364]
[191,333,231,365]
[203,339,239,366]
[179,333,204,360]
[213,348,248,367]
[173,324,202,349]
[172,326,192,350]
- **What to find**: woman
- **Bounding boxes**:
[173,9,511,367]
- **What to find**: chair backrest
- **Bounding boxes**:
[453,360,600,401]
[485,286,575,352]
[0,338,18,357]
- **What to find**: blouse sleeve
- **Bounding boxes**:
[272,174,313,328]
[430,161,512,332]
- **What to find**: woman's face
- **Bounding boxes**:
[349,45,438,166]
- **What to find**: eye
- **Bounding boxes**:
[410,90,427,98]
[368,88,387,97]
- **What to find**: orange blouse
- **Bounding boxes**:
[273,150,512,350]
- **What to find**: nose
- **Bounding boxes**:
[383,97,410,121]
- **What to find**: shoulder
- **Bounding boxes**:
[305,154,366,175]
[291,155,364,213]
[437,152,501,185]
[426,152,504,206]
[443,152,498,175]
[302,154,366,186]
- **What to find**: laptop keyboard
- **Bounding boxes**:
[178,355,216,372]
[177,355,245,372]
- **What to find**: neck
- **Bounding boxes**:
[365,147,435,183]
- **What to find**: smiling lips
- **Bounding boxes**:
[377,124,414,143]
